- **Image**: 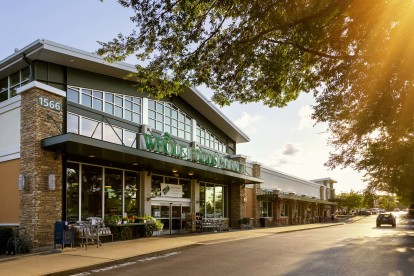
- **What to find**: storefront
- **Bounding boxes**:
[246,166,337,227]
[0,39,262,247]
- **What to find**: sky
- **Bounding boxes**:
[0,0,366,193]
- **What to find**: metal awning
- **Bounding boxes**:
[274,193,336,205]
[41,133,263,185]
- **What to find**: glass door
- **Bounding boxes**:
[153,203,191,234]
[171,204,181,234]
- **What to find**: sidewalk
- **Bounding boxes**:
[0,218,362,276]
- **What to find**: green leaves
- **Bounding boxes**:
[98,0,351,106]
[98,0,414,201]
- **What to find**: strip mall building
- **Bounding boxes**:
[0,40,337,248]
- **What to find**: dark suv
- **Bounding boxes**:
[376,213,396,227]
[407,204,414,219]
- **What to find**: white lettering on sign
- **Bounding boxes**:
[38,97,62,111]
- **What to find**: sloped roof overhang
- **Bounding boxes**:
[1,39,250,143]
[41,133,263,185]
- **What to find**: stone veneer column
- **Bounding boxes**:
[19,83,64,248]
[251,162,261,227]
[230,184,245,228]
[229,155,247,228]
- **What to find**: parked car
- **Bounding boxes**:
[376,213,396,227]
[357,210,372,216]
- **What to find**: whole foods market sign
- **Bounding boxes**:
[141,132,245,174]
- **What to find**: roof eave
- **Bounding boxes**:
[0,39,249,143]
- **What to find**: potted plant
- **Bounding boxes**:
[153,220,164,236]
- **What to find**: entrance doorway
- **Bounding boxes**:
[152,203,191,234]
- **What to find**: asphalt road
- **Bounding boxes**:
[75,212,414,276]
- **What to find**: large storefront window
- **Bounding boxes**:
[281,202,289,217]
[215,186,223,218]
[0,67,30,103]
[180,179,191,198]
[199,182,227,218]
[67,113,138,148]
[151,175,163,197]
[81,165,103,219]
[261,201,273,218]
[199,185,205,212]
[125,171,139,216]
[104,169,123,217]
[67,86,142,124]
[66,163,80,221]
[205,185,214,217]
[66,162,140,221]
[148,100,192,141]
[196,124,227,153]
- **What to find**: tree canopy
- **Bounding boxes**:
[98,0,414,201]
[337,191,364,213]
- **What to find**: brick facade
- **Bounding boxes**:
[229,155,248,228]
[230,183,246,228]
[19,86,64,248]
[251,163,261,226]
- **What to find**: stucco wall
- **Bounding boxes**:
[0,96,20,162]
[0,158,20,224]
[260,166,321,199]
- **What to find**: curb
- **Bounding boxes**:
[49,222,346,275]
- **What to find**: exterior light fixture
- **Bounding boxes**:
[48,174,56,190]
[172,168,178,173]
[188,171,194,176]
[18,174,28,191]
[88,154,95,158]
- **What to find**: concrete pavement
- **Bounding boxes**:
[0,217,363,276]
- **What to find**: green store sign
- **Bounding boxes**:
[142,132,245,174]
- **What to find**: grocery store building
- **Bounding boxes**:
[0,40,336,248]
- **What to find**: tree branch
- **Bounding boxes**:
[267,39,358,60]
[236,0,347,46]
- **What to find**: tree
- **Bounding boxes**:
[98,1,414,201]
[376,195,397,211]
[337,191,363,213]
[362,189,377,209]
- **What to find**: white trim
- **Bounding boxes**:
[0,153,20,162]
[0,39,44,70]
[260,165,321,189]
[0,223,19,227]
[1,39,248,143]
[0,147,20,162]
[189,86,250,142]
[229,154,247,159]
[41,39,137,72]
[311,177,338,183]
[191,118,197,142]
[16,81,66,97]
[142,98,148,125]
[0,95,21,114]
